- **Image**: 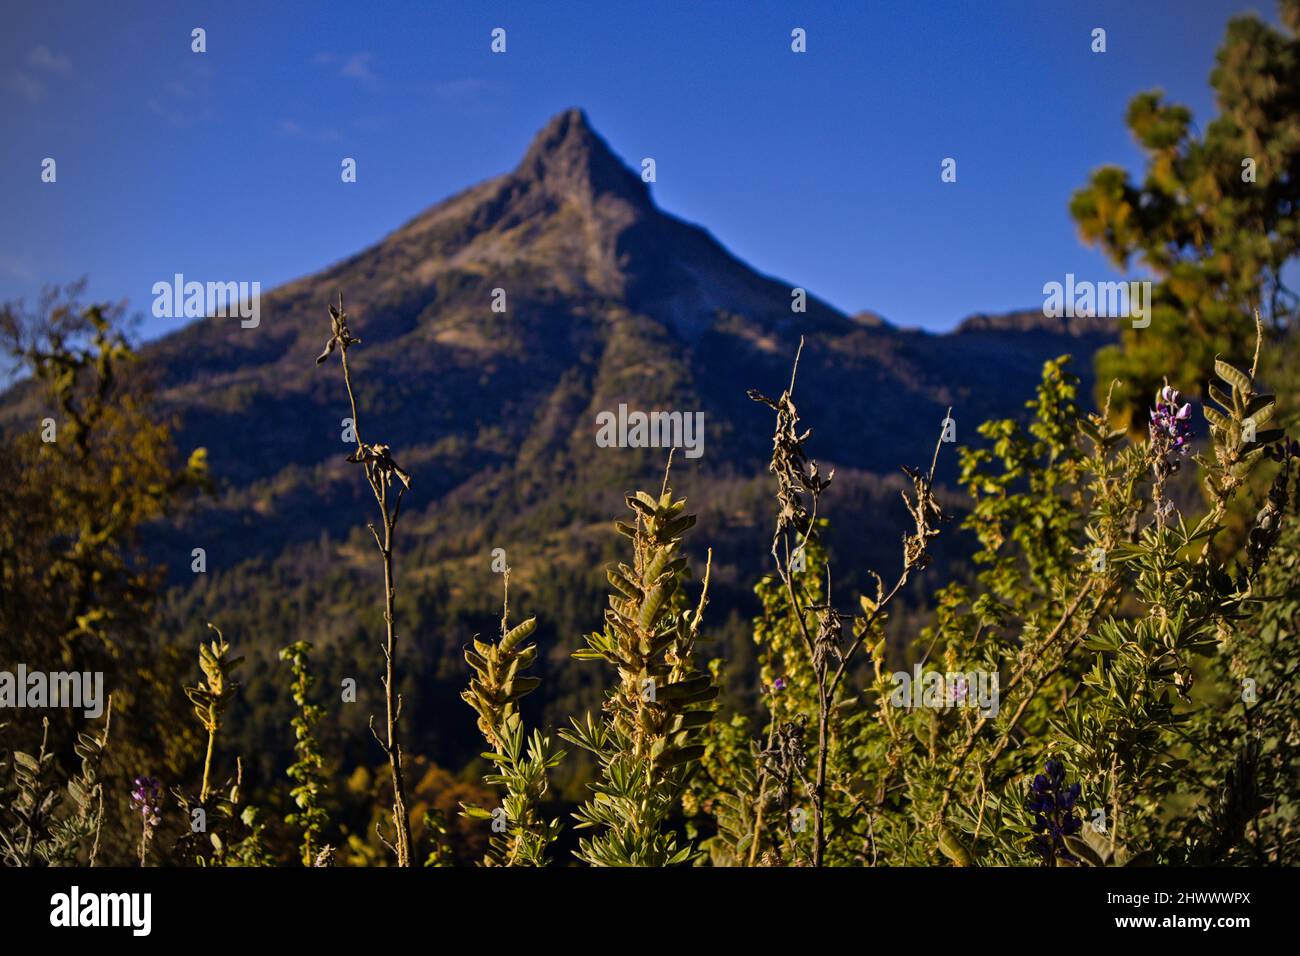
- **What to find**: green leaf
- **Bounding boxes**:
[659,744,706,768]
[1063,834,1107,867]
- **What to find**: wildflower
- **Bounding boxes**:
[772,676,787,693]
[130,775,162,866]
[130,776,162,826]
[1149,385,1193,457]
[1027,758,1082,863]
[947,675,968,706]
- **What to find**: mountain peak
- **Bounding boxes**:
[526,106,596,148]
[515,107,650,205]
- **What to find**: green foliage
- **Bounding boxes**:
[0,289,206,847]
[172,627,270,866]
[460,574,565,866]
[0,708,111,868]
[1192,491,1300,863]
[0,720,60,866]
[184,624,243,803]
[0,293,207,668]
[688,708,762,866]
[560,484,718,865]
[173,765,273,868]
[39,705,112,866]
[688,332,1297,869]
[420,809,453,867]
[279,641,330,866]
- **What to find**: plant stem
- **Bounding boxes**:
[338,342,412,866]
[200,728,215,803]
[380,508,412,866]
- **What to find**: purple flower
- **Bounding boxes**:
[947,675,968,706]
[772,677,788,693]
[1149,385,1193,456]
[1027,759,1082,863]
[130,776,162,827]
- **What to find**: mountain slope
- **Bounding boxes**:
[123,109,1108,563]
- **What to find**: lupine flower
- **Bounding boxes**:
[947,675,968,706]
[1028,758,1082,862]
[130,776,162,827]
[1149,385,1193,456]
[130,776,162,867]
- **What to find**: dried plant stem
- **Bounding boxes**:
[776,535,825,861]
[747,719,779,866]
[90,788,104,867]
[336,332,413,867]
[377,507,411,867]
[756,343,948,866]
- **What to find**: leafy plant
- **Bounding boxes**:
[560,472,718,865]
[460,570,565,866]
[280,641,330,866]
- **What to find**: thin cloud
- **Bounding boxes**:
[0,251,39,281]
[277,118,340,143]
[29,45,72,75]
[7,45,73,104]
[429,77,503,101]
[313,51,378,89]
[147,63,214,128]
[5,71,44,104]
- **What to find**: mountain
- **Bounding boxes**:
[127,109,1110,560]
[0,109,1115,776]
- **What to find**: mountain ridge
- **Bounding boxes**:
[3,107,1116,594]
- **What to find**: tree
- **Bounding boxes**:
[1070,0,1300,426]
[0,287,207,862]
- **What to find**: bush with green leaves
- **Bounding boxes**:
[280,641,330,866]
[689,331,1295,868]
[0,712,111,867]
[460,572,565,866]
[559,482,718,865]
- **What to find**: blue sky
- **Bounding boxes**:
[0,0,1273,338]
